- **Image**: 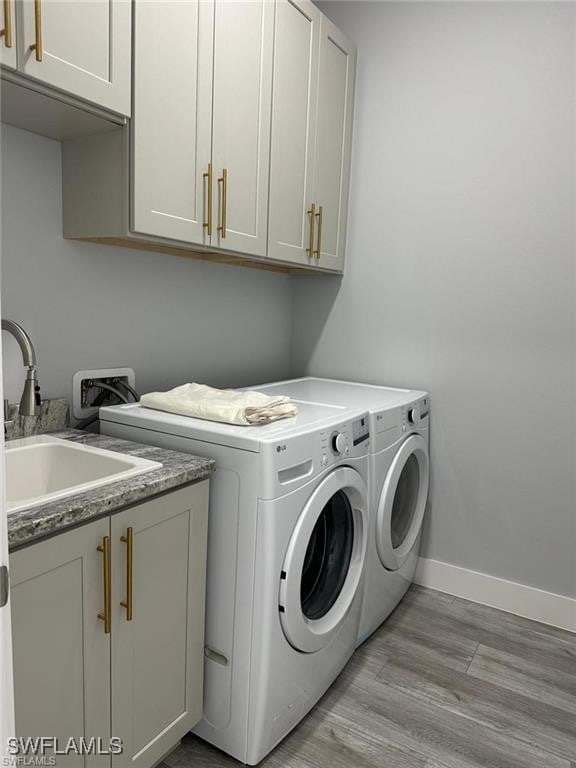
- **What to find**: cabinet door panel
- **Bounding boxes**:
[211,0,273,257]
[111,484,209,768]
[0,0,16,68]
[10,520,111,767]
[267,0,320,266]
[132,0,213,245]
[313,17,355,271]
[19,0,131,115]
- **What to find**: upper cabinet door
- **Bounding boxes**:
[267,0,320,267]
[131,0,214,245]
[211,0,274,257]
[18,0,131,115]
[0,0,16,68]
[313,16,356,272]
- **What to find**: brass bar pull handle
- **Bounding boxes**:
[202,163,213,237]
[314,206,323,259]
[306,203,316,257]
[120,527,133,622]
[1,0,12,48]
[97,536,111,634]
[29,0,42,61]
[217,168,227,239]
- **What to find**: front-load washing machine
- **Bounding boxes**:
[249,378,430,646]
[100,400,370,764]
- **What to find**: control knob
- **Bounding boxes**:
[408,407,420,425]
[331,432,348,455]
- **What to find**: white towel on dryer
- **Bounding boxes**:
[140,383,298,426]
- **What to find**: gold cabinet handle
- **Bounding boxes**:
[120,527,133,622]
[97,536,111,634]
[0,0,12,48]
[306,203,316,258]
[29,0,42,61]
[314,206,323,260]
[202,163,213,237]
[217,168,227,239]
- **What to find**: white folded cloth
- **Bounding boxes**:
[140,383,298,426]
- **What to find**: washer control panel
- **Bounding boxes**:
[331,431,348,455]
[263,412,370,497]
[402,397,430,432]
[352,415,370,446]
[319,415,370,467]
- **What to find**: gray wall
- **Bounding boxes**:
[2,2,575,600]
[293,2,576,597]
[1,124,293,406]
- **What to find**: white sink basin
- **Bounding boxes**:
[5,435,162,513]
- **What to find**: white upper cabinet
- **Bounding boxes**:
[132,0,273,258]
[268,0,356,271]
[268,0,320,268]
[17,0,131,115]
[132,0,213,244]
[211,0,273,257]
[313,15,356,271]
[0,0,17,68]
[62,0,355,273]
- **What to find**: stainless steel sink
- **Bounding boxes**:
[5,435,162,512]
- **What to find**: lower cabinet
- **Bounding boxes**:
[10,482,209,768]
[110,487,208,766]
[10,518,112,767]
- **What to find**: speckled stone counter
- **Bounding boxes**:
[7,429,215,551]
[5,398,69,440]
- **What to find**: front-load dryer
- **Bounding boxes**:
[100,400,370,764]
[249,378,430,646]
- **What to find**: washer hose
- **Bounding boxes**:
[89,381,130,405]
[114,379,140,402]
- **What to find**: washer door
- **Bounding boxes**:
[376,434,429,571]
[279,467,368,654]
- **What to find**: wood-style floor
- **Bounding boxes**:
[161,586,576,768]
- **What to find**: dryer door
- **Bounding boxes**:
[279,467,367,653]
[376,434,429,571]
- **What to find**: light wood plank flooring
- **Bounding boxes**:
[161,586,576,768]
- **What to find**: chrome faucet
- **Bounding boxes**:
[1,319,41,419]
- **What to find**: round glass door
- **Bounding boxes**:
[376,435,429,571]
[301,490,355,621]
[280,467,368,653]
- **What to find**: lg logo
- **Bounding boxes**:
[276,444,287,453]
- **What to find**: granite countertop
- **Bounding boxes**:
[7,429,215,551]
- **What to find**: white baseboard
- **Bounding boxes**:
[414,557,576,634]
